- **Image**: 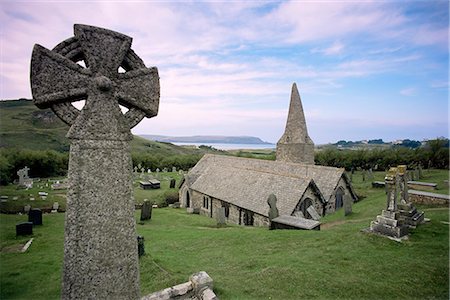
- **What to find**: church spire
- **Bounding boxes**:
[276,83,315,164]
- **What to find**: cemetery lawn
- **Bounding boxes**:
[0,170,448,299]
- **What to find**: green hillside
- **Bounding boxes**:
[0,99,212,156]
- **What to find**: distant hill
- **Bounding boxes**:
[320,138,423,150]
[141,134,272,144]
[0,99,217,156]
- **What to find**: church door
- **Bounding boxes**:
[335,187,344,210]
[185,190,190,208]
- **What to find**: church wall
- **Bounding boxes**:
[293,185,324,218]
[325,176,354,214]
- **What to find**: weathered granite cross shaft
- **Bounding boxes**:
[30,24,159,299]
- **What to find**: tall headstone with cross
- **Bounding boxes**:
[17,166,33,188]
[369,167,408,239]
[396,165,424,227]
[30,24,159,299]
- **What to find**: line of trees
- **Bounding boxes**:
[0,138,448,185]
[315,138,449,170]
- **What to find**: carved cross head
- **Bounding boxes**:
[30,24,160,141]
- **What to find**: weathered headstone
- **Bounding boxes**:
[52,202,59,213]
[397,165,424,227]
[140,200,152,221]
[169,178,176,188]
[267,194,279,221]
[163,167,168,173]
[30,24,159,299]
[306,205,320,220]
[28,208,42,225]
[343,194,352,216]
[17,167,33,188]
[172,166,177,173]
[24,205,31,213]
[16,222,33,236]
[216,207,226,226]
[137,236,145,257]
[369,167,408,239]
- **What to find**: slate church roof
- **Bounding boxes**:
[184,154,357,217]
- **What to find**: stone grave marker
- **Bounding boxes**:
[30,24,159,299]
[137,236,145,257]
[343,194,352,216]
[169,178,176,188]
[306,205,320,220]
[369,167,408,239]
[216,207,226,226]
[24,205,31,213]
[267,194,279,221]
[52,202,59,213]
[140,200,152,221]
[172,166,177,172]
[147,168,151,173]
[163,167,168,173]
[28,208,42,225]
[16,222,33,236]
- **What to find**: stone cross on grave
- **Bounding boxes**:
[17,169,26,185]
[30,24,160,299]
[22,166,30,178]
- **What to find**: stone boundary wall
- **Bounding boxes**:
[408,190,449,205]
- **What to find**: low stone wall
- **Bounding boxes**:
[141,271,218,300]
[408,190,449,206]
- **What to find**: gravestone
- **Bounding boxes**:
[17,167,33,188]
[343,194,352,216]
[16,222,33,236]
[397,165,424,227]
[148,168,151,173]
[30,24,159,299]
[24,205,31,213]
[267,194,279,221]
[369,167,408,239]
[162,167,168,173]
[28,208,42,225]
[140,200,152,221]
[306,205,320,220]
[172,167,176,173]
[216,207,226,226]
[52,202,59,213]
[169,178,176,188]
[137,236,145,257]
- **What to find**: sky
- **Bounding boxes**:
[1,1,448,144]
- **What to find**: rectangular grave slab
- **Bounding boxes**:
[271,215,320,230]
[408,181,437,191]
[306,205,321,220]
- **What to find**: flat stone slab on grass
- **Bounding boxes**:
[271,215,320,230]
[408,181,437,191]
[372,181,385,188]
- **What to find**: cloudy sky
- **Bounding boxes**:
[1,1,448,144]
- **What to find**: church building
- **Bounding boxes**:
[179,83,357,227]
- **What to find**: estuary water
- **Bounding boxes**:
[172,142,276,150]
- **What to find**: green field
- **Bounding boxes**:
[0,170,448,299]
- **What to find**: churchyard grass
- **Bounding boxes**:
[0,170,448,299]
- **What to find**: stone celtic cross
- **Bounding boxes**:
[30,24,160,299]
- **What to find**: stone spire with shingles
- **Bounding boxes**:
[276,83,315,164]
